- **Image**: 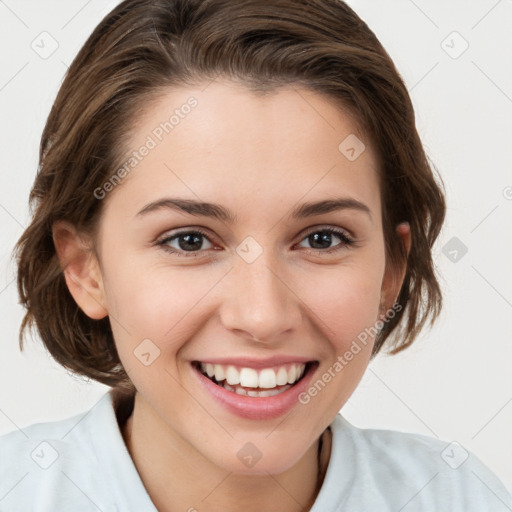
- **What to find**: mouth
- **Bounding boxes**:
[192,360,316,398]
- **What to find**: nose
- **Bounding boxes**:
[218,250,302,344]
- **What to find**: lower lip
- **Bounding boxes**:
[193,363,317,420]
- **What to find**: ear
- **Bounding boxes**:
[52,220,108,320]
[379,222,411,317]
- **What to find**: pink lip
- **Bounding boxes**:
[193,356,315,369]
[192,361,318,420]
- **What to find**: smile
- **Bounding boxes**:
[196,362,308,398]
[191,358,318,419]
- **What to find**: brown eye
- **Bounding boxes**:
[157,229,214,257]
[297,228,354,253]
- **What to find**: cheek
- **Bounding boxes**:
[103,257,217,345]
[298,261,384,351]
[291,264,383,418]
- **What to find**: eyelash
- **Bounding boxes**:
[156,226,356,258]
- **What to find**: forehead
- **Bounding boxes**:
[102,80,381,224]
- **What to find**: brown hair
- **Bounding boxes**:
[13,0,446,389]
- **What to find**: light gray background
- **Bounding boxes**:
[1,0,511,493]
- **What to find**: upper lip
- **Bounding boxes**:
[192,356,317,369]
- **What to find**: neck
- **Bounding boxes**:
[120,391,331,512]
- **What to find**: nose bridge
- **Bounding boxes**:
[219,243,300,342]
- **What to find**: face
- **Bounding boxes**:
[61,80,407,475]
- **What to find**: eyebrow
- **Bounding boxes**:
[135,197,372,223]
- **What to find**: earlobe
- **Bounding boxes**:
[379,222,411,317]
[396,222,411,257]
[52,220,108,320]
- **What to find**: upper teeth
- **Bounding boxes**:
[199,362,306,389]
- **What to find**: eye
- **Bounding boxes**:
[157,228,215,257]
[156,226,355,258]
[296,227,355,254]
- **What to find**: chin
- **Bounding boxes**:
[200,435,315,476]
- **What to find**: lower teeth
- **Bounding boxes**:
[219,380,292,397]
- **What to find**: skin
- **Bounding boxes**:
[53,80,410,511]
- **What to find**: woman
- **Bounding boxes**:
[2,0,510,510]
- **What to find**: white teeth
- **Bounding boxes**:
[213,364,225,382]
[276,367,288,386]
[225,365,240,385]
[199,362,307,390]
[260,387,290,397]
[206,363,215,378]
[240,368,259,388]
[287,365,297,384]
[225,382,292,397]
[259,368,277,389]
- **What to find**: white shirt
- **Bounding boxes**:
[1,389,511,511]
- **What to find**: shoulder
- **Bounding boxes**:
[0,393,118,511]
[324,414,512,511]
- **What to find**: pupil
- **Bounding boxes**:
[310,232,331,249]
[179,233,202,251]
